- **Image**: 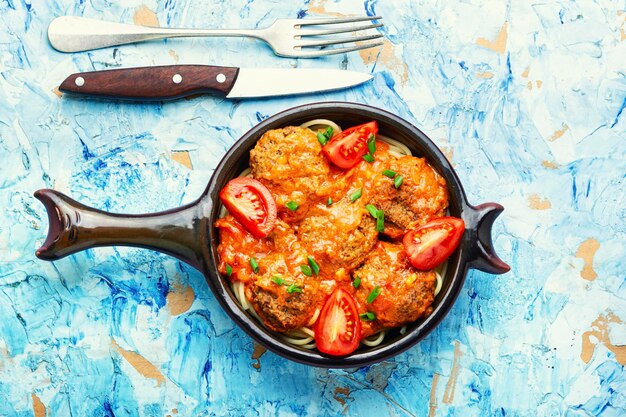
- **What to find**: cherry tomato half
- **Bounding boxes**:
[322,121,378,169]
[403,217,465,270]
[219,178,277,238]
[314,288,362,356]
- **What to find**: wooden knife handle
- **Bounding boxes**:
[59,65,240,100]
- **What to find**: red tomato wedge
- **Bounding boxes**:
[322,121,378,169]
[403,217,465,270]
[314,288,362,356]
[219,178,277,238]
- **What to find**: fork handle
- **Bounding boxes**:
[59,65,240,101]
[48,16,262,53]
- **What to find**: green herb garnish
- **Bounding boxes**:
[365,204,379,219]
[250,257,259,273]
[287,283,303,294]
[367,286,381,304]
[367,134,376,155]
[307,256,320,277]
[376,209,385,232]
[352,276,361,289]
[317,127,334,146]
[327,197,332,206]
[382,169,396,178]
[285,201,299,212]
[271,276,285,285]
[300,265,313,277]
[350,188,362,202]
[394,175,403,189]
[362,153,375,163]
[360,312,376,321]
[225,264,233,277]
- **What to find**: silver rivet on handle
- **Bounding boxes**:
[172,74,182,84]
[216,73,226,83]
[75,77,85,87]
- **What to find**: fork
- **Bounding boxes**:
[48,16,384,58]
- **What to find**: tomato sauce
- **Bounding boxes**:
[215,126,449,339]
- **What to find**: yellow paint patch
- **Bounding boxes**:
[581,312,626,365]
[440,145,454,164]
[171,151,193,170]
[476,71,494,79]
[536,80,543,88]
[166,282,195,316]
[521,66,530,78]
[168,49,180,63]
[476,22,508,54]
[527,81,533,90]
[548,123,569,141]
[333,386,351,407]
[112,339,166,386]
[32,393,46,417]
[359,39,407,84]
[307,0,343,17]
[134,5,159,27]
[52,87,62,98]
[252,343,266,370]
[575,238,600,281]
[443,341,462,404]
[542,160,559,169]
[528,194,551,210]
[428,373,440,417]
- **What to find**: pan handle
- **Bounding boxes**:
[33,189,204,271]
[464,202,510,274]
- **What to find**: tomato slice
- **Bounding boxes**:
[219,178,277,238]
[314,288,362,356]
[403,217,465,270]
[322,121,378,169]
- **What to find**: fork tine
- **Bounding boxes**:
[296,16,382,26]
[295,34,383,48]
[298,23,384,37]
[296,41,384,57]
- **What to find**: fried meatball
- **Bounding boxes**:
[353,242,436,330]
[297,198,378,277]
[370,156,448,237]
[248,274,322,332]
[249,126,331,215]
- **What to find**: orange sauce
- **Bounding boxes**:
[215,127,447,337]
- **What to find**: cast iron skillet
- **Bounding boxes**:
[34,102,510,368]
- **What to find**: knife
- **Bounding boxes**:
[58,65,372,100]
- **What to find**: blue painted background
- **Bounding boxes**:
[1,0,625,416]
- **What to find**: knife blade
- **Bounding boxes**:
[58,65,372,100]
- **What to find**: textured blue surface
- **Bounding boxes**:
[1,0,625,416]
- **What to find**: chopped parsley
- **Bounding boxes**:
[225,264,233,277]
[352,276,361,289]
